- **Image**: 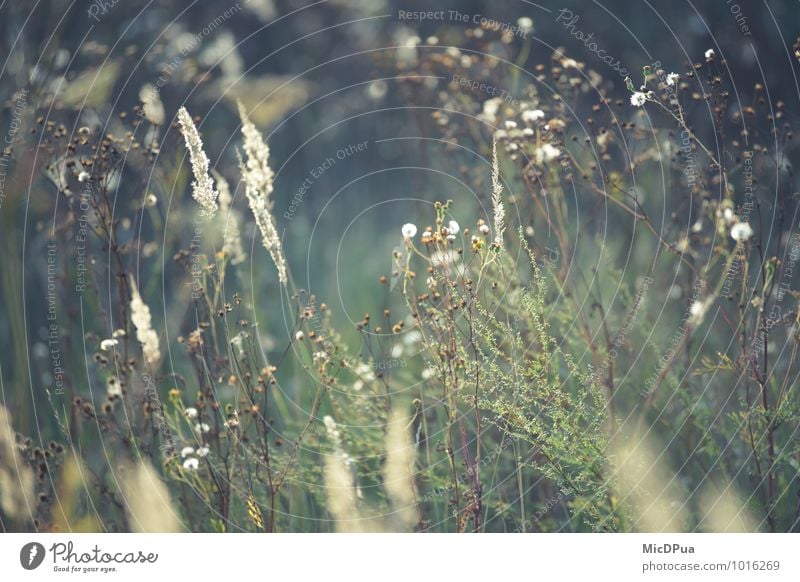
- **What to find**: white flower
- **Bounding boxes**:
[194,422,210,434]
[295,331,305,341]
[521,109,545,123]
[689,300,707,326]
[112,329,126,338]
[177,107,219,218]
[180,446,195,458]
[145,193,158,207]
[705,49,715,59]
[446,234,456,242]
[534,144,560,164]
[630,92,647,107]
[401,223,417,239]
[184,407,198,419]
[731,222,754,242]
[447,220,460,234]
[77,171,90,182]
[422,368,436,380]
[196,446,210,457]
[100,338,119,351]
[479,223,490,235]
[666,73,679,86]
[504,120,518,130]
[723,207,734,222]
[422,230,432,239]
[517,16,533,33]
[182,457,199,470]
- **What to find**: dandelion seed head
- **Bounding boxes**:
[731,222,754,242]
[182,457,199,470]
[401,223,417,239]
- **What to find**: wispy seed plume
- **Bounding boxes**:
[129,277,161,367]
[491,138,506,249]
[177,107,218,219]
[237,101,288,283]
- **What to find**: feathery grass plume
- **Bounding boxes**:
[383,408,418,530]
[0,404,34,524]
[176,107,218,218]
[212,169,246,265]
[129,277,161,367]
[324,451,364,532]
[122,460,180,532]
[237,100,288,283]
[610,427,688,532]
[698,481,759,532]
[491,138,505,248]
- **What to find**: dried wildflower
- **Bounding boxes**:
[129,277,160,367]
[731,222,754,242]
[176,107,218,219]
[705,48,715,59]
[247,493,264,530]
[666,72,679,86]
[237,101,288,283]
[630,92,647,107]
[491,139,506,248]
[212,170,246,265]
